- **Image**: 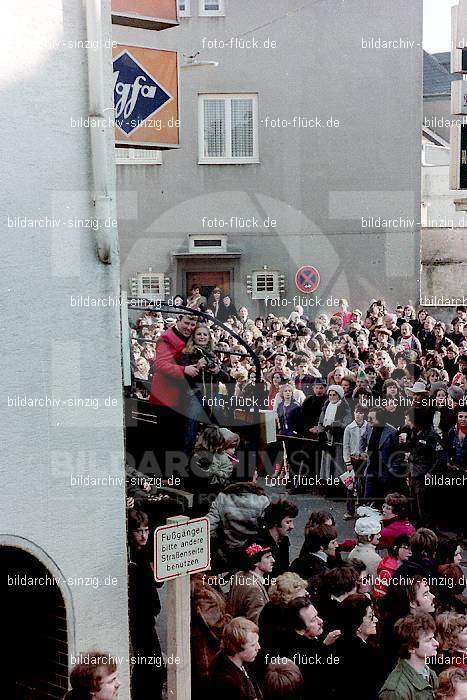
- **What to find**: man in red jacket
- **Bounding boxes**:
[149,313,205,472]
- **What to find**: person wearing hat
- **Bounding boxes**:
[376,326,395,351]
[348,507,382,580]
[227,541,274,624]
[406,380,430,406]
[317,384,352,484]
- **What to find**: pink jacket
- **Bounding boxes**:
[378,519,415,550]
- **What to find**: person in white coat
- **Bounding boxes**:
[348,508,383,586]
[342,405,368,519]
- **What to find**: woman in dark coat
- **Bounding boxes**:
[331,594,385,700]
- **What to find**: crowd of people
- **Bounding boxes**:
[65,290,467,699]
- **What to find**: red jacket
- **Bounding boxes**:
[373,554,399,600]
[378,519,415,550]
[149,327,188,408]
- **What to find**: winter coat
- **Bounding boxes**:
[378,519,415,551]
[359,423,400,473]
[190,574,230,690]
[379,659,438,699]
[407,427,445,479]
[149,327,188,407]
[332,635,385,700]
[227,571,269,624]
[277,399,303,436]
[207,487,270,552]
[290,551,331,596]
[343,419,368,464]
[190,450,233,489]
[318,398,352,443]
[348,542,382,580]
[208,652,263,700]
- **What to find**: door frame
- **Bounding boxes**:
[175,256,241,300]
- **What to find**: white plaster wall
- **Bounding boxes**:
[0,0,130,695]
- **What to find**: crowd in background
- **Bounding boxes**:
[66,290,467,699]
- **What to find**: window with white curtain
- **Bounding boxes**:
[198,94,258,164]
[199,0,225,16]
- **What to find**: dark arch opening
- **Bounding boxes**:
[2,546,69,698]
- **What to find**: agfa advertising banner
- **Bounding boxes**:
[112,0,178,30]
[113,45,180,149]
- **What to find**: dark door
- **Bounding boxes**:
[186,271,230,302]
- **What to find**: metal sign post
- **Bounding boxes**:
[155,515,210,699]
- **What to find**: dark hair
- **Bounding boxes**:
[262,499,298,529]
[302,525,338,554]
[323,566,358,597]
[436,538,461,566]
[382,574,428,622]
[304,510,335,536]
[127,509,148,532]
[337,594,373,637]
[410,528,438,560]
[389,534,411,559]
[395,612,435,659]
[68,651,117,694]
[287,597,314,632]
[384,493,410,519]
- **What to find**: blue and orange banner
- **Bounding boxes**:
[113,44,180,149]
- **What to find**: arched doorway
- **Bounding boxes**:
[2,545,70,698]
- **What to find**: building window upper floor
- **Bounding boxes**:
[198,93,259,164]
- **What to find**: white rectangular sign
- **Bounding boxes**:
[154,517,210,581]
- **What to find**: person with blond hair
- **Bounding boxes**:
[434,613,467,673]
[435,668,467,700]
[208,617,263,699]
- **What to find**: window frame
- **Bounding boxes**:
[251,270,280,300]
[199,0,225,17]
[198,93,259,165]
[189,234,227,253]
[135,272,165,300]
[177,0,191,17]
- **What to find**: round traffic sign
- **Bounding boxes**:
[295,265,320,293]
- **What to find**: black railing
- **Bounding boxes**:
[127,300,262,382]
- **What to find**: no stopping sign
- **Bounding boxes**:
[295,265,320,293]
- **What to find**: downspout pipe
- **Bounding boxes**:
[85,0,113,264]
